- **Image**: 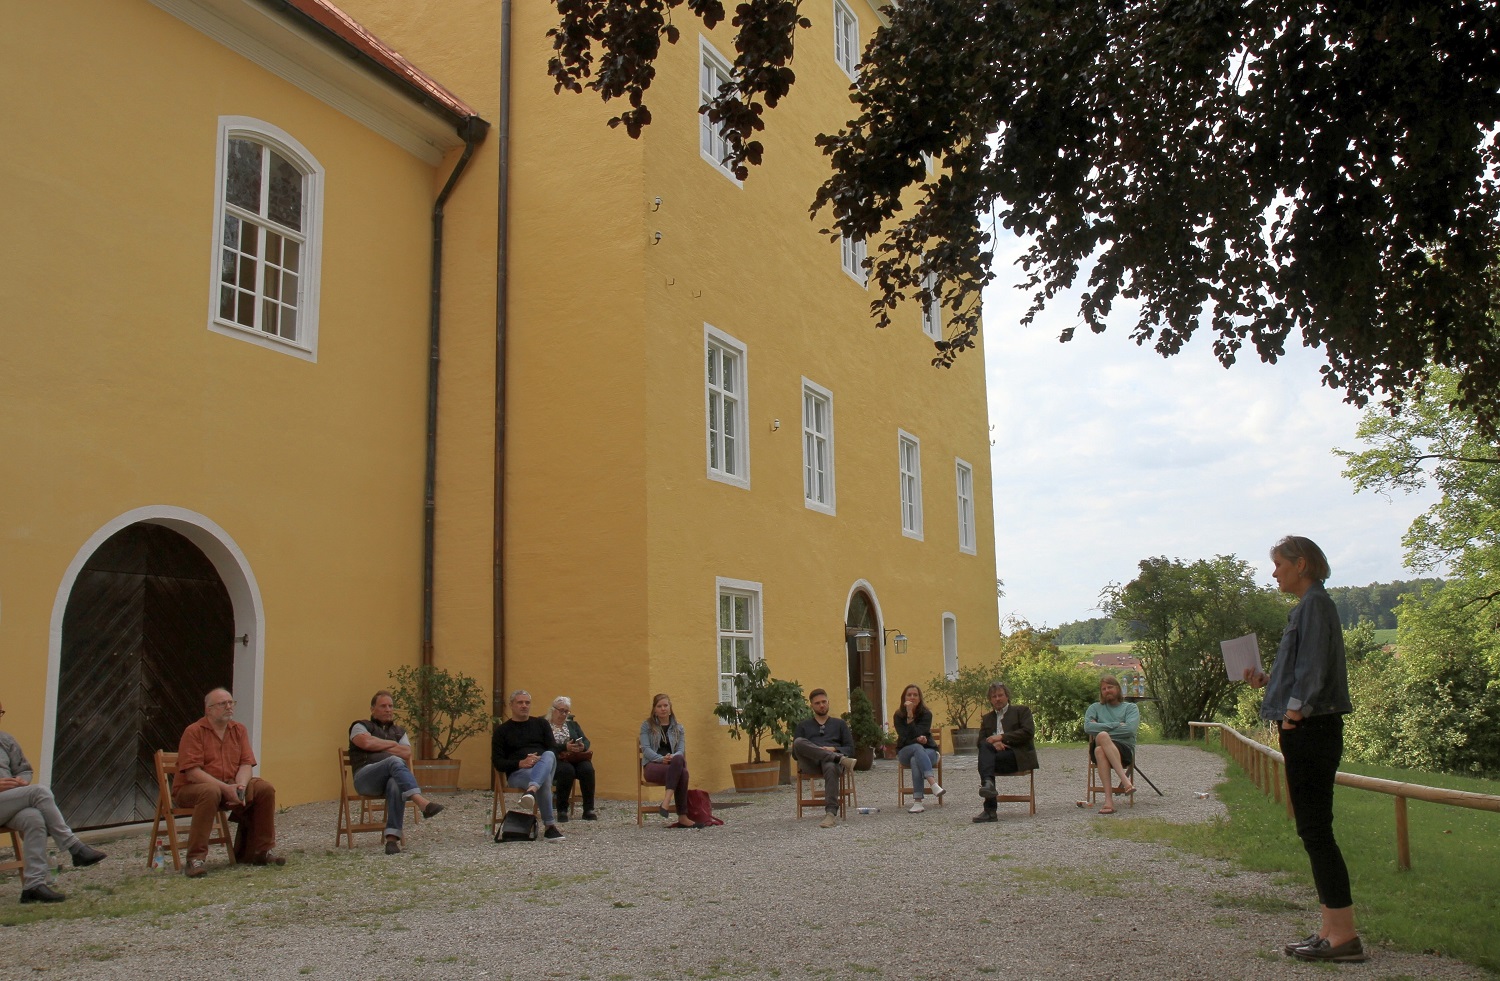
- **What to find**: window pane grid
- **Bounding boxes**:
[707,339,744,480]
[718,588,759,708]
[899,434,923,536]
[215,137,307,343]
[956,461,975,552]
[802,385,833,508]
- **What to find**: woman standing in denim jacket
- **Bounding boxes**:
[1245,536,1362,963]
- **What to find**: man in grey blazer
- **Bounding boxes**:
[973,682,1039,823]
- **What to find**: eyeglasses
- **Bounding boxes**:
[209,699,236,708]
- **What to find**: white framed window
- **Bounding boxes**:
[802,378,836,514]
[699,38,740,184]
[705,324,750,488]
[920,267,942,339]
[209,117,322,360]
[955,458,976,554]
[833,0,860,79]
[717,577,764,707]
[841,234,867,285]
[898,429,923,539]
[942,613,959,679]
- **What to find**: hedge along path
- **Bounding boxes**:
[0,745,1491,980]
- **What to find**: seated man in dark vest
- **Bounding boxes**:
[349,690,444,854]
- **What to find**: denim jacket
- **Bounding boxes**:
[638,719,685,763]
[1260,582,1353,720]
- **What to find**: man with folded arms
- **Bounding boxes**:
[174,688,283,877]
[0,701,106,903]
[791,689,857,829]
[349,689,444,854]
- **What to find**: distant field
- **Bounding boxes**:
[1059,643,1133,656]
[1373,627,1398,645]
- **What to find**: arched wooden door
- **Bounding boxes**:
[52,523,234,827]
[844,590,882,713]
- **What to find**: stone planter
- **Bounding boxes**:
[948,728,980,756]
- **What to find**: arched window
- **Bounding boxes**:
[209,117,323,360]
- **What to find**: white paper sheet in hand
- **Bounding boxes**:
[1220,633,1262,681]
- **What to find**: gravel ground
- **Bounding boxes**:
[0,745,1488,981]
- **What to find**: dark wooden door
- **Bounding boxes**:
[53,524,233,828]
[844,592,883,714]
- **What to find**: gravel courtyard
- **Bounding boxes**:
[1,745,1486,981]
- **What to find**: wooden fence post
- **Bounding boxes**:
[1395,796,1410,871]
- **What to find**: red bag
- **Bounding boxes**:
[679,789,723,826]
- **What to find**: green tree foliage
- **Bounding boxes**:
[547,1,1500,425]
[713,655,808,763]
[924,663,999,730]
[387,664,495,760]
[1007,658,1100,742]
[841,688,893,753]
[1338,368,1500,774]
[1104,555,1289,739]
[1052,617,1129,646]
[1326,579,1445,630]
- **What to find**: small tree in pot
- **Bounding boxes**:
[714,655,807,791]
[388,664,496,791]
[926,663,1000,755]
[841,688,894,770]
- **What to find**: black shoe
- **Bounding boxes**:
[1292,937,1365,963]
[979,779,998,800]
[20,884,66,904]
[421,801,444,819]
[555,811,570,823]
[384,837,401,855]
[70,844,107,867]
[1282,933,1321,956]
[582,810,598,821]
[658,805,671,818]
[543,825,565,841]
[972,810,999,823]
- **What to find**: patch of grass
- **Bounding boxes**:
[1210,891,1303,914]
[1098,744,1500,973]
[1023,865,1132,899]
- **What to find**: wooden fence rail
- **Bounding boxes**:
[1188,720,1500,870]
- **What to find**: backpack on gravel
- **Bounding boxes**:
[495,809,538,842]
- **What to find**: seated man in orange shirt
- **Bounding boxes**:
[174,688,284,877]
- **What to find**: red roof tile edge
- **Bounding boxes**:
[261,0,481,128]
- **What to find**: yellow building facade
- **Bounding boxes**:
[2,0,997,814]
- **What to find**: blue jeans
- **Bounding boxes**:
[506,751,557,825]
[898,744,940,799]
[352,756,421,838]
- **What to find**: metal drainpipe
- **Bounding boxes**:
[492,0,513,720]
[420,116,488,758]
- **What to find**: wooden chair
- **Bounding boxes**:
[896,732,946,808]
[490,768,540,833]
[336,749,421,848]
[147,750,235,870]
[1086,739,1136,808]
[796,765,857,818]
[0,826,23,876]
[636,744,676,826]
[993,769,1037,815]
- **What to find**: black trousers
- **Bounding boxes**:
[1280,713,1353,910]
[553,758,596,812]
[977,741,1018,811]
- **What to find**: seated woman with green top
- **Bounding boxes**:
[1083,675,1137,814]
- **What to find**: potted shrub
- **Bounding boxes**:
[840,688,893,770]
[926,664,998,756]
[388,663,495,792]
[714,655,807,792]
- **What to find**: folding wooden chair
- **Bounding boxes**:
[994,769,1037,815]
[897,733,946,808]
[336,748,421,848]
[636,744,676,826]
[796,765,857,818]
[147,750,235,870]
[490,769,540,833]
[0,826,23,876]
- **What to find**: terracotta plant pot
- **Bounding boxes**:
[729,760,780,793]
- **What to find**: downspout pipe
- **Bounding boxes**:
[421,114,490,716]
[492,0,514,720]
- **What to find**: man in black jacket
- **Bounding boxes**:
[491,691,565,840]
[791,689,857,828]
[973,682,1039,823]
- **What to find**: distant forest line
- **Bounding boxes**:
[1052,578,1444,644]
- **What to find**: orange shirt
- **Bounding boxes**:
[177,717,257,782]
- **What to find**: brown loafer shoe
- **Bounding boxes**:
[184,859,208,878]
[249,850,286,866]
[1292,937,1365,963]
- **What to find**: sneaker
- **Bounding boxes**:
[1292,937,1365,963]
[818,812,839,828]
[421,801,444,819]
[928,780,945,799]
[908,801,925,813]
[838,755,857,774]
[518,792,536,813]
[19,884,66,904]
[971,810,998,823]
[543,825,565,841]
[979,779,997,800]
[70,844,107,867]
[184,858,207,878]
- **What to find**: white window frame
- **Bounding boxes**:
[208,116,323,361]
[699,37,741,185]
[801,378,836,515]
[705,324,750,489]
[942,613,959,679]
[841,234,867,286]
[955,457,976,554]
[898,429,924,540]
[920,267,942,340]
[833,0,860,80]
[716,577,764,711]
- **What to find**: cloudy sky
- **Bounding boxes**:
[981,232,1440,628]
